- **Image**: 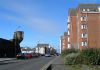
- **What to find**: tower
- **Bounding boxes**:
[13,31,24,55]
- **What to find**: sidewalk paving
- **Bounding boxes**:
[50,56,100,70]
[0,58,16,62]
[0,58,17,65]
[51,56,68,70]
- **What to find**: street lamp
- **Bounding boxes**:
[14,32,17,56]
[37,40,39,54]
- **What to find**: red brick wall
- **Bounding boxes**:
[61,32,68,51]
[77,8,100,49]
[68,7,100,50]
[70,16,78,49]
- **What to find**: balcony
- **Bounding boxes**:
[67,17,70,22]
[68,24,70,29]
[67,30,70,36]
[80,16,87,21]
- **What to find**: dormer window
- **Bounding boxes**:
[83,9,85,11]
[87,9,90,11]
[98,7,100,12]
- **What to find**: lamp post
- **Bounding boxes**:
[14,33,17,56]
[37,40,39,54]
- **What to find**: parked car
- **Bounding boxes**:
[45,54,51,57]
[16,53,25,59]
[26,53,32,59]
[32,53,39,58]
[16,53,32,59]
[54,53,60,56]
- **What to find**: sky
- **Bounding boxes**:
[0,0,100,50]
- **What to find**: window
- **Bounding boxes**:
[81,33,87,38]
[81,25,84,29]
[81,24,87,29]
[68,24,70,28]
[81,42,87,46]
[98,7,100,12]
[87,9,90,11]
[63,42,65,45]
[67,17,70,22]
[83,9,85,11]
[68,44,71,49]
[68,30,70,35]
[80,16,87,21]
[68,37,70,42]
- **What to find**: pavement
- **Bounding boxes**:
[40,56,67,70]
[0,58,17,65]
[0,58,16,61]
[44,56,100,70]
[51,56,67,70]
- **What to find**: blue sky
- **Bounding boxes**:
[0,0,100,49]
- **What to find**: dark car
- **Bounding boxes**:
[16,53,26,59]
[55,53,60,56]
[16,53,32,59]
[32,53,39,58]
[45,54,51,57]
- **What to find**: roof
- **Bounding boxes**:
[68,4,100,15]
[0,38,12,43]
[37,44,49,48]
[78,4,100,9]
[68,8,77,16]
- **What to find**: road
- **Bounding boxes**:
[0,56,55,70]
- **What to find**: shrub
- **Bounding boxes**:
[61,49,78,57]
[80,48,100,65]
[64,53,80,65]
[64,48,100,65]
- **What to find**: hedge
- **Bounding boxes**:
[64,48,100,65]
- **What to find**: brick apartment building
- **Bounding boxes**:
[61,4,100,51]
[60,32,68,52]
[68,4,100,50]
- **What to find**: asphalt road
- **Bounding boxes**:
[0,56,55,70]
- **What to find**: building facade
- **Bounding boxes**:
[60,32,68,52]
[67,9,77,49]
[21,47,35,53]
[67,4,100,50]
[0,31,24,57]
[35,44,50,55]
